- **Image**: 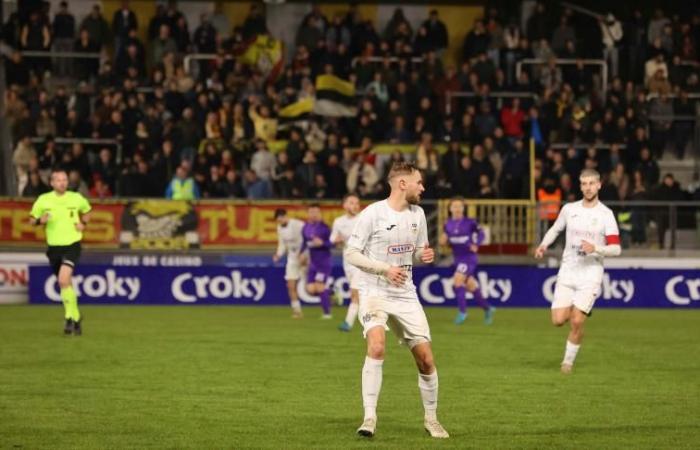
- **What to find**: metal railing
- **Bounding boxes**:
[351,56,424,67]
[515,58,608,99]
[444,91,539,115]
[550,143,627,150]
[183,53,235,77]
[20,50,102,60]
[437,199,536,253]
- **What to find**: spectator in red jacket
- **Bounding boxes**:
[500,98,525,138]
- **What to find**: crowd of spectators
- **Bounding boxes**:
[4,1,700,214]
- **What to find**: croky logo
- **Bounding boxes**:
[386,224,396,231]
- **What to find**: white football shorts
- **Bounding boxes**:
[358,295,431,348]
[551,277,601,314]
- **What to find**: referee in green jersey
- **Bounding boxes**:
[29,168,92,335]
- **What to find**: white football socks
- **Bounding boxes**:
[562,340,580,366]
[345,302,359,327]
[291,300,301,312]
[418,371,439,420]
[362,356,383,420]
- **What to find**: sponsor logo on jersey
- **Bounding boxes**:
[387,244,415,254]
[386,224,396,231]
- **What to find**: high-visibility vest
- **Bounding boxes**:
[538,188,561,220]
[171,178,195,200]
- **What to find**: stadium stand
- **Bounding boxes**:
[3,2,700,239]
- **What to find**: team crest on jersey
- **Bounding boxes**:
[387,244,415,254]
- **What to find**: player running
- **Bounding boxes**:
[534,169,621,374]
[345,162,449,439]
[331,194,361,332]
[273,208,306,319]
[439,197,495,325]
[300,204,333,319]
[29,168,91,335]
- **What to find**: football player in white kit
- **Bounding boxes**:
[344,162,449,439]
[331,194,362,332]
[273,208,306,318]
[534,169,621,374]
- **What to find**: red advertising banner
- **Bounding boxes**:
[196,202,345,248]
[0,199,346,250]
[0,199,124,248]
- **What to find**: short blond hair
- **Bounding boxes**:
[387,161,417,181]
[579,169,600,180]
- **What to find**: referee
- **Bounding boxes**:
[29,168,92,335]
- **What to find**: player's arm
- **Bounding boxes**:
[273,228,286,263]
[75,195,92,231]
[330,220,343,245]
[317,224,332,248]
[535,205,568,258]
[584,210,622,257]
[470,221,486,252]
[413,210,433,264]
[344,212,390,275]
[28,196,50,226]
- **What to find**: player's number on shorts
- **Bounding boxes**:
[457,263,468,274]
[315,273,325,282]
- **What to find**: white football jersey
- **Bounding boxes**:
[276,218,305,261]
[552,200,620,281]
[330,214,359,248]
[346,200,429,301]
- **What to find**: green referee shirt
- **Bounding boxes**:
[30,191,92,246]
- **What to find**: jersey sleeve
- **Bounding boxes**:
[78,194,92,214]
[275,226,286,258]
[329,219,340,244]
[318,223,332,249]
[473,221,485,246]
[417,208,429,248]
[604,210,620,244]
[29,195,45,219]
[540,204,568,248]
[346,209,373,252]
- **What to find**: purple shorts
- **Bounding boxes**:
[307,264,331,284]
[452,257,478,277]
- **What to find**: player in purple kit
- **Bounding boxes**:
[439,198,495,325]
[300,203,334,319]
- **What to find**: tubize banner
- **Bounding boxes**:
[28,265,700,308]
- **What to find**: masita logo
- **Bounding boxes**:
[172,271,266,303]
[664,276,700,306]
[542,273,634,303]
[45,269,141,302]
[419,272,512,304]
[387,244,415,254]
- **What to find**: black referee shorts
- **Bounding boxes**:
[46,242,82,276]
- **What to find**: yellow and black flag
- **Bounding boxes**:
[313,74,357,117]
[278,97,314,124]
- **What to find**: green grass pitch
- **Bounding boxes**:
[1,306,698,449]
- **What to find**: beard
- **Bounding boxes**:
[583,192,598,201]
[406,192,421,205]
